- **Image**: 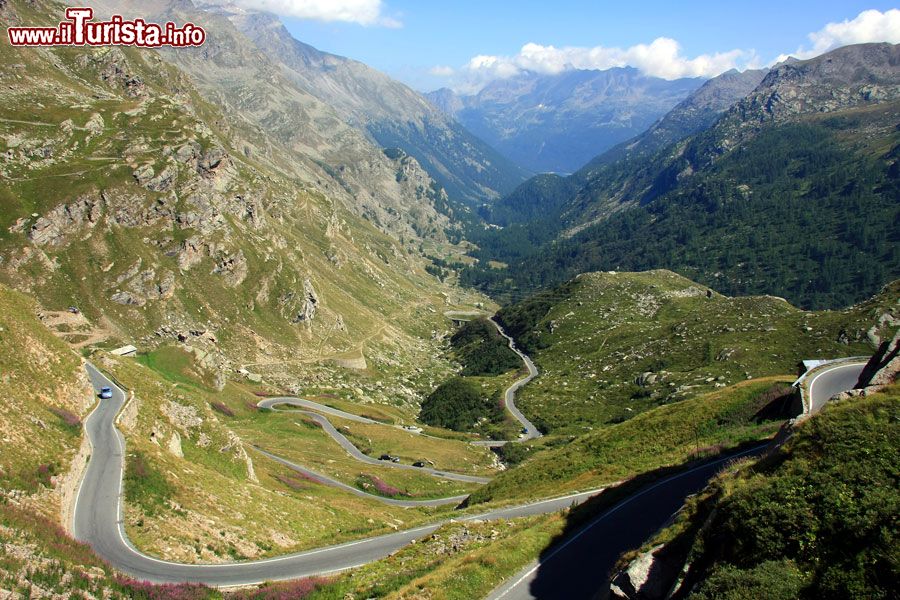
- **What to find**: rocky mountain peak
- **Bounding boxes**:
[739,42,900,120]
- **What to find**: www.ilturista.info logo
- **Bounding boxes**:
[7,7,206,47]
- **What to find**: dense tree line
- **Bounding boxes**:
[419,378,503,432]
[450,318,522,376]
[462,121,900,310]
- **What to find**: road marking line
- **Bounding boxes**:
[489,446,765,599]
[807,362,866,414]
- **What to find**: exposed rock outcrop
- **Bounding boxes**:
[211,250,248,288]
[168,431,184,458]
[28,196,103,246]
[111,268,175,306]
[294,278,319,324]
[846,329,900,396]
[609,545,675,600]
[162,401,203,434]
[176,236,206,270]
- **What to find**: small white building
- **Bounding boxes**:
[110,345,138,357]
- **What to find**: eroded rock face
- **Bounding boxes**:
[198,146,228,176]
[855,329,900,390]
[294,278,319,324]
[609,545,674,600]
[212,250,248,288]
[177,236,206,270]
[80,47,146,97]
[110,267,175,306]
[28,196,103,246]
[133,164,155,187]
[175,141,202,165]
[162,401,203,434]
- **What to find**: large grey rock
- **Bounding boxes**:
[294,278,319,324]
[609,545,673,600]
[856,329,900,389]
[28,196,103,246]
[211,250,248,288]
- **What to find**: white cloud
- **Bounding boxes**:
[776,8,900,62]
[429,65,456,77]
[230,0,401,27]
[450,38,754,93]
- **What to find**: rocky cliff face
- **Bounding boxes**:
[848,328,900,394]
[741,43,900,121]
[701,43,900,162]
[0,0,475,391]
[602,68,769,165]
[77,0,457,246]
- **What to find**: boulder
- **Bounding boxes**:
[198,146,228,175]
[609,545,673,600]
[211,250,248,288]
[133,164,155,186]
[146,165,178,192]
[855,329,900,389]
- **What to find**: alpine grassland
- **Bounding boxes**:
[616,386,899,600]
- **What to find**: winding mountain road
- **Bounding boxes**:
[74,333,865,594]
[73,319,554,585]
[490,318,543,442]
[471,318,543,447]
[484,360,868,600]
[255,399,491,486]
[75,362,605,585]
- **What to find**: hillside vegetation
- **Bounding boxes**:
[0,284,89,511]
[461,44,900,310]
[613,387,899,600]
[449,318,521,376]
[419,378,504,433]
[468,377,794,504]
[0,0,485,412]
[495,271,896,433]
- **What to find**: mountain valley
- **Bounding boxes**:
[0,1,897,599]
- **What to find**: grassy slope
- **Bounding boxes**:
[616,386,899,600]
[299,515,568,600]
[497,270,895,433]
[0,284,87,501]
[0,283,208,597]
[0,0,495,565]
[0,0,481,404]
[469,377,793,504]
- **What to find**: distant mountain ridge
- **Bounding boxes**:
[204,3,530,204]
[427,68,704,174]
[483,67,768,227]
[462,43,900,310]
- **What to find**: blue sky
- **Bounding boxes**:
[267,1,900,91]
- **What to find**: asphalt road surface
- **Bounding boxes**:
[472,318,543,448]
[484,360,868,600]
[807,361,866,413]
[75,365,608,585]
